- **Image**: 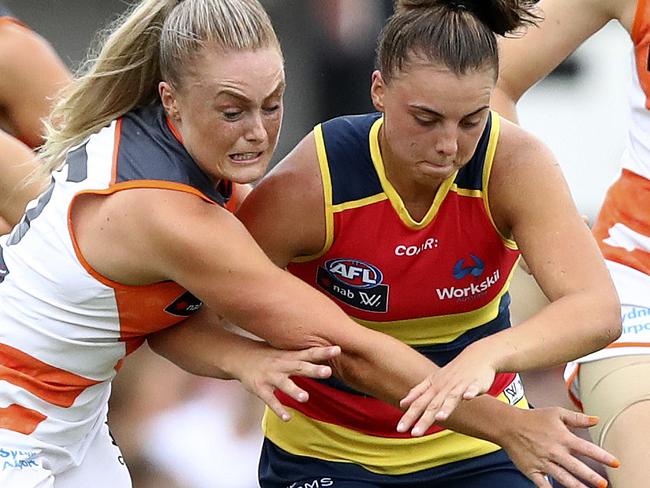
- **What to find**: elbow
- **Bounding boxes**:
[593,292,622,349]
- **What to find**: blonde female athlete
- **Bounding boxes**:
[0,0,619,487]
[493,0,650,486]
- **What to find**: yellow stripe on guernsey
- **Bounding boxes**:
[480,113,517,250]
[264,394,528,475]
[356,258,519,345]
[292,124,337,263]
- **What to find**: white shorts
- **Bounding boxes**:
[0,420,130,487]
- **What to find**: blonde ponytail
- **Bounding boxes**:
[39,0,179,177]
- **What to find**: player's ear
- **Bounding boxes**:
[159,81,180,122]
[370,70,386,113]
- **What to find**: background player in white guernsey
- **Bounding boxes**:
[0,0,624,486]
[493,0,650,486]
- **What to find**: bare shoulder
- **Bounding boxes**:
[72,187,229,285]
[237,131,326,266]
[488,118,569,234]
[490,117,557,179]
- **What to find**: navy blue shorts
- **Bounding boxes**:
[259,439,535,488]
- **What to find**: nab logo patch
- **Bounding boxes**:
[453,254,484,279]
[317,258,389,312]
[165,291,203,317]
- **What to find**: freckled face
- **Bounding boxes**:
[371,61,495,190]
[160,46,285,184]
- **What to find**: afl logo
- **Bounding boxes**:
[324,258,383,289]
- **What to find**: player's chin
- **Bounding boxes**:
[224,160,269,184]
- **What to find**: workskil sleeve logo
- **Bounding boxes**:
[317,258,389,312]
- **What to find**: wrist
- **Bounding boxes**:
[215,334,266,380]
[465,338,504,373]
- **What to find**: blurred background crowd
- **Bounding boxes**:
[2,1,632,486]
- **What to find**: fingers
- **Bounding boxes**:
[274,374,310,402]
[551,447,610,488]
[529,473,553,488]
[560,409,600,429]
[568,435,620,471]
[294,345,341,363]
[397,380,437,433]
[258,387,292,422]
[284,346,341,380]
[559,410,620,469]
[399,379,431,409]
[543,462,594,488]
[397,388,463,436]
[398,378,482,435]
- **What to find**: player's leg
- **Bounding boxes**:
[580,354,650,488]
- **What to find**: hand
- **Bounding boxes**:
[397,343,496,435]
[502,407,619,488]
[236,344,341,421]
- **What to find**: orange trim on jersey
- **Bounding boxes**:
[593,169,650,274]
[111,119,122,185]
[631,0,650,108]
[632,0,648,42]
[605,342,650,349]
[166,117,184,144]
[224,184,238,212]
[67,180,217,289]
[0,344,101,408]
[0,404,46,435]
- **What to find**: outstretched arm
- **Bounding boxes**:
[492,0,631,122]
[147,305,341,422]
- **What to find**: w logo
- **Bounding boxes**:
[453,254,485,279]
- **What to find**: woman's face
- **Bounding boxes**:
[371,60,495,189]
[160,45,285,184]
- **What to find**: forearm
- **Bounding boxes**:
[477,290,621,373]
[147,310,262,380]
[441,394,520,443]
[227,269,439,402]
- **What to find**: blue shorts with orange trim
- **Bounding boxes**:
[259,439,534,488]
